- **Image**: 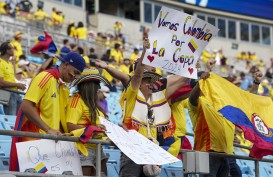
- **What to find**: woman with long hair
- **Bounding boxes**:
[66,69,110,176]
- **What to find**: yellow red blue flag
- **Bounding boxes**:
[200,73,273,159]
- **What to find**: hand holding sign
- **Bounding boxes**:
[143,7,219,79]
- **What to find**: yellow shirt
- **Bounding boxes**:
[76,27,87,40]
[69,26,77,38]
[123,83,173,139]
[171,99,188,137]
[119,64,129,75]
[0,58,16,87]
[24,71,70,133]
[66,93,105,150]
[10,40,23,61]
[130,53,138,62]
[33,9,48,21]
[83,55,90,65]
[110,49,124,63]
[102,64,116,83]
[188,97,234,154]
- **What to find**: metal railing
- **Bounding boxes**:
[0,130,112,177]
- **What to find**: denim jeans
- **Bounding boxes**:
[4,93,21,115]
[200,155,230,177]
[229,158,242,177]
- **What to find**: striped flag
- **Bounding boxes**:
[34,162,48,173]
[188,39,198,53]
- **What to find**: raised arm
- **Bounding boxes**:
[130,38,150,90]
[189,72,210,106]
[95,59,130,87]
[165,75,190,99]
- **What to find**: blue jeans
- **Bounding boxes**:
[229,158,242,177]
[200,155,230,177]
[4,93,21,115]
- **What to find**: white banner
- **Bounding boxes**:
[143,6,219,79]
[16,140,82,175]
[100,117,180,165]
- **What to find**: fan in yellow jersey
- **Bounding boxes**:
[76,21,87,40]
[119,38,189,177]
[10,52,86,172]
[10,32,24,61]
[0,41,26,115]
[188,72,233,177]
[66,69,111,176]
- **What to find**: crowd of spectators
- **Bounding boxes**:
[1,8,273,176]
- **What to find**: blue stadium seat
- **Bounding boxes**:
[264,167,273,176]
[164,166,183,177]
[104,149,121,170]
[0,156,9,170]
[240,166,254,176]
[0,104,5,115]
[0,141,12,157]
[106,163,119,177]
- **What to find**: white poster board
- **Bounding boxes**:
[143,6,219,79]
[100,117,180,165]
[16,140,82,175]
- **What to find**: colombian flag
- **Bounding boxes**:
[9,69,61,171]
[34,162,48,173]
[200,73,273,159]
[188,39,198,53]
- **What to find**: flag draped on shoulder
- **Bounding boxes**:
[9,69,61,171]
[200,73,273,159]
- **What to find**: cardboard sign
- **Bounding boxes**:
[16,140,82,175]
[143,6,219,79]
[100,117,180,165]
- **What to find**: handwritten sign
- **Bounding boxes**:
[16,140,82,175]
[100,117,180,165]
[143,6,219,79]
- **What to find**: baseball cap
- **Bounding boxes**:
[59,52,86,72]
[60,46,71,57]
[99,86,110,98]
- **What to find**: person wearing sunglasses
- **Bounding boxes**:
[10,52,86,171]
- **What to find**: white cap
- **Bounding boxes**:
[99,86,110,98]
[18,59,30,67]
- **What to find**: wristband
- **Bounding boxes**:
[253,80,260,85]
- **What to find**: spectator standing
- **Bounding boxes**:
[129,48,139,63]
[76,21,87,40]
[0,41,26,115]
[33,7,48,29]
[10,32,23,61]
[110,43,124,64]
[9,52,86,171]
[66,69,110,176]
[113,21,122,37]
[67,21,77,38]
[188,72,233,177]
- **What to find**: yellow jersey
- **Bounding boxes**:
[110,49,124,63]
[24,70,70,133]
[102,64,116,83]
[76,27,87,40]
[10,40,23,61]
[188,97,234,154]
[66,93,105,150]
[33,9,48,21]
[0,58,16,88]
[119,64,129,75]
